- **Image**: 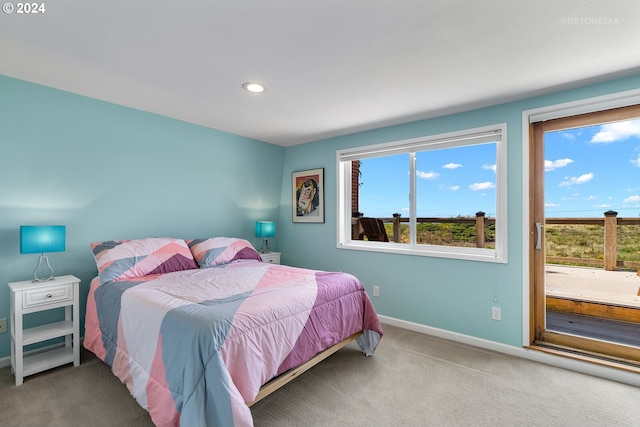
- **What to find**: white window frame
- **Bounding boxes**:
[337,123,508,263]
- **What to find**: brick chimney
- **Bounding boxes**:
[351,160,361,216]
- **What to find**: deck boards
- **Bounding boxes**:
[545,265,640,308]
[546,311,640,347]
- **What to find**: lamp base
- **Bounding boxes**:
[33,254,55,282]
[260,238,270,253]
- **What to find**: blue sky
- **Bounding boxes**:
[358,142,497,219]
[545,119,640,218]
[358,119,640,219]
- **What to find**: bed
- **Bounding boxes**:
[83,237,382,427]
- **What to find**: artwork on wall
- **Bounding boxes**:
[292,168,324,223]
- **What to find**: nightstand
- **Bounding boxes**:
[260,251,281,265]
[8,275,80,386]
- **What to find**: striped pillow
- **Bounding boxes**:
[90,238,198,285]
[187,237,261,268]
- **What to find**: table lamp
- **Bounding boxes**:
[255,221,275,253]
[20,225,66,282]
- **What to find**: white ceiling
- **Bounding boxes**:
[2,1,640,146]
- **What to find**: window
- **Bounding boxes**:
[337,124,507,263]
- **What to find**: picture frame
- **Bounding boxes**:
[292,168,324,223]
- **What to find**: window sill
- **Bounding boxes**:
[338,241,507,263]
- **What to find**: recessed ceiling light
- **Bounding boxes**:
[242,82,266,93]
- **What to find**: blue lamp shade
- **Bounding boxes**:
[255,221,276,238]
[20,225,66,254]
[256,221,275,253]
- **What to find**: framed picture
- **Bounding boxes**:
[292,168,324,223]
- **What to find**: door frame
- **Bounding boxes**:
[530,106,640,366]
[521,88,640,348]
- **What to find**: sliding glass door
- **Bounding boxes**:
[530,104,640,367]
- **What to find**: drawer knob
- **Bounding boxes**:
[46,293,52,298]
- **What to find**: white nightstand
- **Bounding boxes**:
[260,251,281,265]
[8,275,81,386]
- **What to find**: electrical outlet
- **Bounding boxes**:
[0,318,7,334]
[491,307,501,321]
[373,285,380,297]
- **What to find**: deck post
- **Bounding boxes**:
[604,210,618,271]
[392,213,401,243]
[352,212,363,240]
[475,211,485,248]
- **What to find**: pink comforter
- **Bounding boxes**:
[84,260,382,427]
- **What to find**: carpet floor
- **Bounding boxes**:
[1,324,639,426]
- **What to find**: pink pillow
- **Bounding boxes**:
[90,238,198,285]
[187,237,262,268]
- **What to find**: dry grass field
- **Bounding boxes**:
[382,221,640,270]
[546,223,640,270]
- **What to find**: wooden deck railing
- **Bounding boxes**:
[353,210,640,271]
[352,211,494,247]
[545,210,640,271]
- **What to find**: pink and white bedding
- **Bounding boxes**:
[84,245,382,427]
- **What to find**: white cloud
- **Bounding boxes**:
[561,193,581,201]
[559,172,593,187]
[416,170,439,180]
[584,195,596,201]
[469,182,495,191]
[448,185,460,191]
[623,195,640,203]
[482,163,496,173]
[594,204,610,208]
[559,195,571,201]
[591,119,640,143]
[442,163,462,170]
[631,153,640,167]
[545,203,561,208]
[545,158,573,171]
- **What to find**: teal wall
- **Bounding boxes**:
[0,75,284,358]
[2,72,639,361]
[277,73,640,347]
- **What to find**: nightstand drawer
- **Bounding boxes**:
[260,252,281,264]
[23,284,73,308]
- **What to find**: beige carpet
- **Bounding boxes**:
[1,324,639,426]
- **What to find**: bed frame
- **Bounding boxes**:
[249,331,363,405]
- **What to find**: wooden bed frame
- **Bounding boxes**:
[249,331,363,405]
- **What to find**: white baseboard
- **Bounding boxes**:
[379,315,640,387]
